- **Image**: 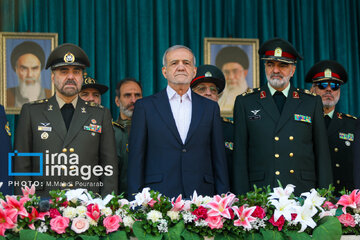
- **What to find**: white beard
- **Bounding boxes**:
[18,75,42,102]
[218,78,248,116]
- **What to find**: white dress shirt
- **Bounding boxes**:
[167,85,192,144]
[268,82,291,97]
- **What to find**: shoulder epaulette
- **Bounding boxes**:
[344,113,357,120]
[241,88,260,97]
[30,99,48,104]
[296,88,317,97]
[85,101,104,109]
[222,117,234,124]
[112,121,126,129]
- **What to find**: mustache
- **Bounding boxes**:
[270,73,283,79]
[65,79,76,85]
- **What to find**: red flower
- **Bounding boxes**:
[291,213,297,221]
[269,215,285,231]
[192,206,208,221]
[338,213,356,227]
[251,206,266,219]
[61,201,69,207]
[229,208,235,219]
[49,208,61,219]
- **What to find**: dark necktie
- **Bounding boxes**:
[61,103,74,130]
[273,91,286,113]
[324,115,331,129]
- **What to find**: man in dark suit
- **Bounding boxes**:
[13,43,118,198]
[0,104,12,195]
[233,38,333,195]
[307,60,357,193]
[128,45,229,198]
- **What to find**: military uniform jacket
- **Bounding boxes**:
[14,95,118,197]
[0,105,12,195]
[233,85,333,195]
[113,117,131,197]
[222,117,234,190]
[327,111,356,193]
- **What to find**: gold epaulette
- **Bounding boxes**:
[241,88,260,96]
[29,99,48,104]
[297,88,317,96]
[85,101,104,109]
[112,121,126,129]
[344,113,358,120]
[222,117,234,124]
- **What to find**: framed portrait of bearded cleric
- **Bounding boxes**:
[0,32,58,114]
[204,37,259,118]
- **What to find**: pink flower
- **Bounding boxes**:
[1,196,29,217]
[251,206,266,219]
[192,206,208,220]
[269,215,285,231]
[28,207,49,222]
[86,204,101,222]
[0,208,17,237]
[148,199,157,208]
[207,193,236,219]
[71,217,89,234]
[205,215,223,229]
[233,206,256,229]
[323,201,337,210]
[50,216,70,234]
[171,195,185,211]
[338,213,356,227]
[103,215,122,233]
[50,209,61,218]
[337,190,360,213]
[21,185,35,198]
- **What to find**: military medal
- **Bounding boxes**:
[345,141,351,146]
[41,132,49,139]
[91,133,96,136]
[91,119,97,124]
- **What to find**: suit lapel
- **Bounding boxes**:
[153,89,183,145]
[185,92,204,144]
[43,96,66,141]
[257,86,280,123]
[275,86,302,133]
[63,98,90,147]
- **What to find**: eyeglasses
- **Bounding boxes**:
[193,85,219,95]
[316,82,340,91]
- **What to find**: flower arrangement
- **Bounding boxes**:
[1,183,358,240]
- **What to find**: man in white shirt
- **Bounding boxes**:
[128,45,229,198]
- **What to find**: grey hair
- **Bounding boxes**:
[162,45,196,66]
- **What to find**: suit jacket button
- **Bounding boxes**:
[182,149,186,152]
[62,148,67,153]
[274,154,279,158]
[334,148,339,152]
[289,153,294,157]
[290,169,294,173]
[336,163,340,167]
[289,136,294,141]
[275,171,280,175]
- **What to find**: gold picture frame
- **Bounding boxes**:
[0,32,58,114]
[204,37,259,118]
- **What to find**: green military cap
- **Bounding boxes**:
[259,38,303,64]
[45,43,90,70]
[191,64,226,94]
[305,60,347,84]
[11,41,45,71]
[215,46,249,70]
[81,73,109,95]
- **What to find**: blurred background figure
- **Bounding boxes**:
[79,73,109,104]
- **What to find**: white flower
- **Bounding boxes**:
[101,207,113,216]
[269,184,295,200]
[87,194,114,210]
[63,207,77,220]
[36,222,48,233]
[76,206,87,217]
[87,217,98,226]
[157,219,168,233]
[190,191,213,206]
[118,199,130,207]
[123,216,135,228]
[65,189,92,203]
[131,188,154,208]
[301,189,326,210]
[270,196,297,221]
[194,219,208,227]
[71,217,90,233]
[167,210,180,221]
[319,210,335,218]
[293,204,317,232]
[182,211,197,223]
[147,210,163,223]
[115,208,127,217]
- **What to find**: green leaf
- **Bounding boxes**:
[132,221,163,240]
[0,236,6,240]
[214,233,239,240]
[285,231,311,240]
[19,230,57,240]
[78,235,100,240]
[163,221,185,240]
[243,232,262,240]
[312,216,342,240]
[260,229,286,240]
[101,231,128,240]
[180,229,202,240]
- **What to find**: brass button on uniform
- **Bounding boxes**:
[69,148,75,153]
[289,136,294,141]
[334,148,339,152]
[275,171,280,175]
[290,169,294,174]
[274,136,279,141]
[275,154,280,158]
[62,148,67,153]
[289,153,294,157]
[336,180,340,184]
[336,163,340,167]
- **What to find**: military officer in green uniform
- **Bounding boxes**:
[307,60,356,194]
[233,38,333,195]
[113,78,142,197]
[79,73,108,104]
[190,64,234,188]
[13,43,118,197]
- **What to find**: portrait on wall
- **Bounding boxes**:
[204,38,259,118]
[0,32,58,114]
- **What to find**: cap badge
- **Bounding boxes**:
[84,76,95,84]
[324,68,332,78]
[205,71,212,77]
[274,47,283,57]
[64,52,75,63]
